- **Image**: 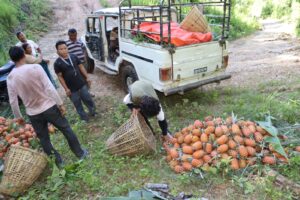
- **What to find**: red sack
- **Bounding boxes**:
[135,22,212,46]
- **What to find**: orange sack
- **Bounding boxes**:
[134,22,213,46]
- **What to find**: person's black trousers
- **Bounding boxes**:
[29,105,84,164]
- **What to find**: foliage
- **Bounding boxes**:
[275,154,300,183]
[261,0,293,19]
[229,14,259,40]
[99,0,111,8]
[0,0,51,66]
[257,115,288,158]
[296,18,300,36]
[261,1,274,18]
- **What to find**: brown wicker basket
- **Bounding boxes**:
[180,6,211,33]
[0,145,47,195]
[106,113,156,156]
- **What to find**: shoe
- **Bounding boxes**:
[55,158,65,169]
[89,111,98,117]
[81,116,89,122]
[79,149,89,160]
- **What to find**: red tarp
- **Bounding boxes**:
[134,22,212,46]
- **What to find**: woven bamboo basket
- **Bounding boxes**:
[106,113,156,156]
[0,145,47,195]
[180,6,211,33]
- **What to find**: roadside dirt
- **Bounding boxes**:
[223,19,300,90]
[39,1,300,99]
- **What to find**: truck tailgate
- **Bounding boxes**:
[172,42,222,81]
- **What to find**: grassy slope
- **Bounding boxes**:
[0,0,51,66]
[3,79,296,199]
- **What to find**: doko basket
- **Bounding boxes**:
[106,113,156,156]
[180,6,211,33]
[0,145,47,195]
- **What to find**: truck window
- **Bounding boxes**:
[105,16,119,63]
[106,16,119,31]
[87,18,93,33]
[94,18,100,33]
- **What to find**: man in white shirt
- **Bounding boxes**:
[7,46,87,167]
[16,31,41,56]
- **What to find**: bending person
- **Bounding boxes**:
[123,80,173,142]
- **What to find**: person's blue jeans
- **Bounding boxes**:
[40,60,57,88]
[70,85,96,121]
[29,105,84,165]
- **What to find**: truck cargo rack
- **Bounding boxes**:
[119,0,231,46]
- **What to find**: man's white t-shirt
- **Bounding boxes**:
[16,40,39,56]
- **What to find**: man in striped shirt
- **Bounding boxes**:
[66,28,95,96]
[66,28,86,64]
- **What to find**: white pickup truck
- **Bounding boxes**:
[82,0,231,95]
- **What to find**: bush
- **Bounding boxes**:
[296,18,300,36]
[0,0,17,31]
[229,0,260,39]
[0,0,51,66]
[261,0,293,19]
[0,0,18,65]
[230,15,259,40]
[261,1,274,18]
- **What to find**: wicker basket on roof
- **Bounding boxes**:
[0,145,47,195]
[180,6,211,33]
[106,113,156,156]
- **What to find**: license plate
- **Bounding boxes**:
[194,67,207,74]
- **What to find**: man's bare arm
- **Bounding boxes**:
[78,64,91,87]
[57,72,71,96]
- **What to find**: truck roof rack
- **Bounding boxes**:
[119,0,231,46]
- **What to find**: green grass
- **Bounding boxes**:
[0,0,51,66]
[0,79,298,199]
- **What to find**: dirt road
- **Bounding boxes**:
[39,0,300,99]
[224,19,300,89]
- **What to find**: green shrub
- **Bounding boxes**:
[100,0,111,8]
[261,1,274,18]
[0,0,17,31]
[0,0,51,66]
[261,0,293,19]
[296,18,300,36]
[230,15,259,39]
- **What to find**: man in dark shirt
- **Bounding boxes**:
[54,40,96,122]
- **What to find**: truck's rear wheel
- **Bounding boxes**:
[121,64,138,93]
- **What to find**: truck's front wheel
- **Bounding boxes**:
[121,64,138,93]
